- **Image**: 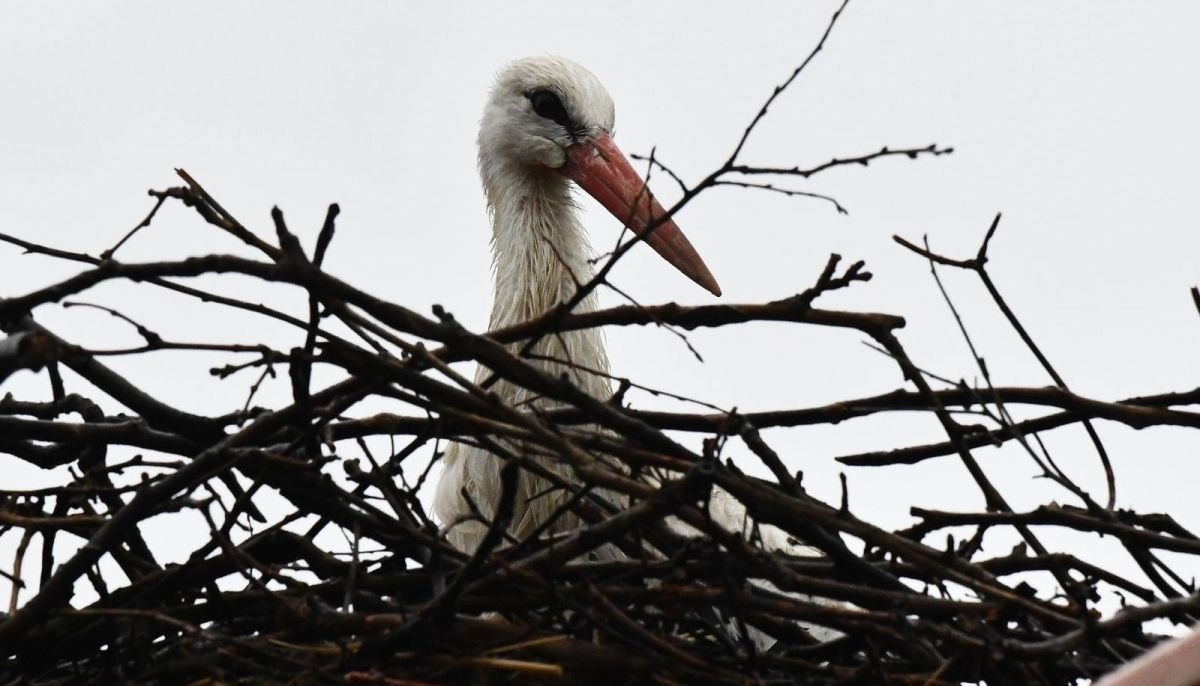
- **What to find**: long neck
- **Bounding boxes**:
[480,166,611,402]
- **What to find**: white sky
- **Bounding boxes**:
[1,2,1198,614]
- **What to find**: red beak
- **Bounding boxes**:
[559,132,721,297]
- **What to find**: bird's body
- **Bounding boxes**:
[432,58,615,551]
[429,54,786,553]
[435,150,612,552]
[433,56,717,553]
[431,56,839,643]
[431,54,826,582]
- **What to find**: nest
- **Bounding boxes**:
[2,6,1198,681]
[0,175,1196,684]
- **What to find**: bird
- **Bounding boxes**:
[432,55,722,554]
[430,57,838,642]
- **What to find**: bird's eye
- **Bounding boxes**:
[527,90,574,131]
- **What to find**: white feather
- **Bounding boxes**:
[431,56,841,644]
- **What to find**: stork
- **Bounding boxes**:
[432,55,723,552]
[430,55,840,644]
[431,57,824,583]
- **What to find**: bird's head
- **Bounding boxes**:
[479,55,721,297]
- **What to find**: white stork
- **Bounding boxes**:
[432,55,723,552]
[430,59,831,621]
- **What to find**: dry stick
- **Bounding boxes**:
[311,430,435,542]
[836,390,1200,466]
[914,236,1086,495]
[172,169,282,261]
[711,179,848,213]
[896,218,1190,602]
[913,234,1094,604]
[271,207,323,460]
[0,376,369,651]
[977,551,1155,602]
[895,214,1117,509]
[7,530,33,614]
[1007,591,1200,658]
[329,385,1200,440]
[909,506,1200,557]
[868,327,1089,614]
[0,413,198,457]
[99,193,168,260]
[586,584,733,677]
[724,0,851,164]
[726,143,953,178]
[736,422,910,593]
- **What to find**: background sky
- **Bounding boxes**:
[1,2,1198,616]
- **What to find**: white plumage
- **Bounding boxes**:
[430,56,837,642]
[433,57,617,552]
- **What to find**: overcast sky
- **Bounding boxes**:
[2,2,1198,612]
